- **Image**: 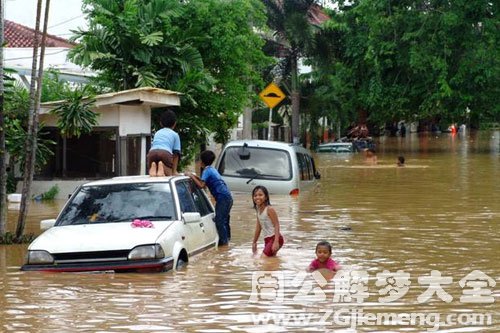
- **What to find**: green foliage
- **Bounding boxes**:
[4,80,29,124]
[6,172,17,194]
[49,86,99,138]
[262,0,320,140]
[40,69,71,102]
[71,0,271,165]
[38,185,59,201]
[5,119,56,172]
[69,0,202,91]
[306,0,499,129]
[3,70,62,173]
[0,232,36,244]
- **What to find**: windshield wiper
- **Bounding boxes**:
[133,215,173,221]
[246,173,262,184]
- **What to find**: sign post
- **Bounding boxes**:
[258,83,286,140]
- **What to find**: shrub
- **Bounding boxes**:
[39,185,60,200]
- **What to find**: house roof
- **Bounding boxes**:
[40,87,182,113]
[94,87,182,107]
[308,4,330,26]
[4,20,75,48]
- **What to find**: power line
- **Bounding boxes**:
[5,49,69,61]
[48,15,84,29]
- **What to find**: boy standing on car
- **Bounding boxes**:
[185,150,233,246]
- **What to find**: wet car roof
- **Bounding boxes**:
[81,175,188,187]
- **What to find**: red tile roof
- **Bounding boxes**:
[4,20,74,48]
[271,1,329,26]
[308,4,330,26]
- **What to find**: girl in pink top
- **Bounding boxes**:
[307,241,341,272]
[251,186,284,257]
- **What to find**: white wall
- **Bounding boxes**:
[39,104,152,136]
[118,105,151,136]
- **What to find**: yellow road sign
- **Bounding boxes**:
[259,82,286,108]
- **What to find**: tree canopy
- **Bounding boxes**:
[69,0,271,163]
[306,0,499,129]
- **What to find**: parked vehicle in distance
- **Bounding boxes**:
[215,140,320,195]
[21,175,218,273]
[317,138,376,153]
[317,142,355,153]
[351,138,376,152]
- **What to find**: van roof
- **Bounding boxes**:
[223,140,309,153]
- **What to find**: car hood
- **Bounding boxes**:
[29,221,175,253]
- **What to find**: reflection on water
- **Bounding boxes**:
[1,132,499,332]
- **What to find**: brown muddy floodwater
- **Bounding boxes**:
[1,131,499,332]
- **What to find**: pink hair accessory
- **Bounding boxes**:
[131,219,154,228]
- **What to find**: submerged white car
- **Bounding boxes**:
[21,175,218,273]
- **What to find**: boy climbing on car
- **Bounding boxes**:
[185,150,233,246]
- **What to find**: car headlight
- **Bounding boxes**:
[128,244,165,260]
[27,250,54,264]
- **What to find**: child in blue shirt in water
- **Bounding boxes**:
[186,150,233,246]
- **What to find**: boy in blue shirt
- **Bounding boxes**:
[147,109,181,176]
[186,150,233,246]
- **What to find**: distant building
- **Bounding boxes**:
[4,19,91,83]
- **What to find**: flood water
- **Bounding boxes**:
[1,131,499,332]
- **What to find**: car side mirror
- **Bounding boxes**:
[182,212,201,223]
[40,219,56,230]
[314,171,321,179]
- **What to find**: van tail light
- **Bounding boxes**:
[289,188,300,196]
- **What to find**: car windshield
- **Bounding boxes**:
[218,146,292,180]
[57,183,176,226]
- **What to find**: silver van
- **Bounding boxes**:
[215,140,320,195]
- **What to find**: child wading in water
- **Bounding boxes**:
[307,241,341,276]
[251,186,284,257]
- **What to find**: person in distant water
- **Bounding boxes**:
[251,185,284,257]
[147,109,181,176]
[307,241,341,273]
[400,123,406,137]
[364,148,378,165]
[347,123,369,139]
[186,150,233,246]
[397,156,405,167]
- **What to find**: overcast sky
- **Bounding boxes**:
[4,0,87,38]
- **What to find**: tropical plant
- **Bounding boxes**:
[262,0,322,142]
[50,85,98,138]
[40,69,71,102]
[70,0,271,166]
[5,119,55,172]
[39,184,59,200]
[16,0,45,241]
[0,5,6,235]
[68,0,204,92]
[308,0,499,129]
[171,0,271,162]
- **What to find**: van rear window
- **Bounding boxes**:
[218,147,292,180]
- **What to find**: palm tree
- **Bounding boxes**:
[16,0,51,240]
[0,1,7,235]
[262,0,322,143]
[50,86,98,177]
